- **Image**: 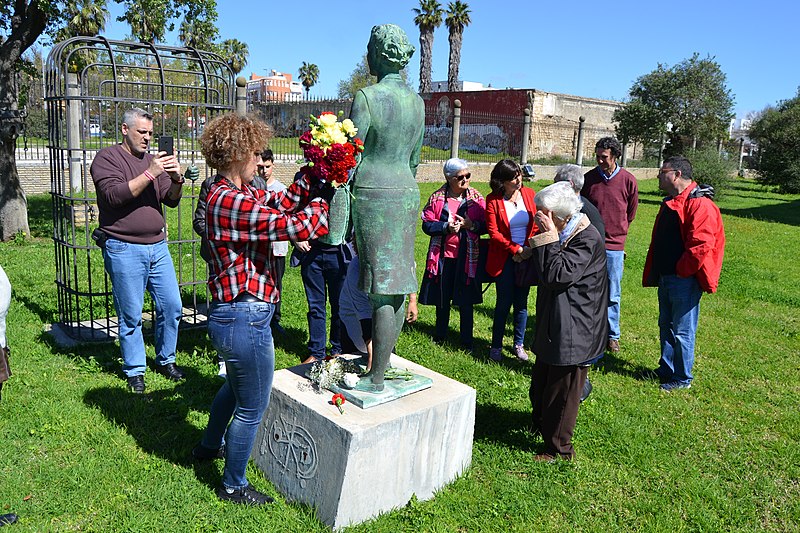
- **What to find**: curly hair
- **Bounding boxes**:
[368,24,415,72]
[489,159,522,195]
[200,113,272,171]
[594,136,622,159]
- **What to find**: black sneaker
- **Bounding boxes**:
[580,377,592,402]
[127,375,145,394]
[217,484,274,505]
[192,443,224,461]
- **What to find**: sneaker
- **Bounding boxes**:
[192,443,225,461]
[489,348,503,362]
[660,380,691,392]
[217,361,227,379]
[606,339,620,353]
[217,484,274,506]
[514,344,529,361]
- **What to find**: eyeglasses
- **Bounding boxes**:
[451,173,471,180]
[658,168,676,178]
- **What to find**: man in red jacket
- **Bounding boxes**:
[642,156,725,391]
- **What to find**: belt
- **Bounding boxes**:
[233,292,264,303]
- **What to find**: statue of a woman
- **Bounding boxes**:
[350,24,425,392]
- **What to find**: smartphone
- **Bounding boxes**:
[157,135,174,155]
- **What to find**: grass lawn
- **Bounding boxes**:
[0,177,798,531]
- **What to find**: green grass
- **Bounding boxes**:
[1,178,799,531]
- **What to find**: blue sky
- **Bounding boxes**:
[83,0,799,117]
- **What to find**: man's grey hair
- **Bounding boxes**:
[534,181,583,220]
[122,107,153,127]
[553,164,584,193]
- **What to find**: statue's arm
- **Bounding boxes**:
[410,117,423,178]
[350,90,371,178]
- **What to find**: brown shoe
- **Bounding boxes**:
[606,339,620,353]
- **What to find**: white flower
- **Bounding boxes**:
[342,373,359,388]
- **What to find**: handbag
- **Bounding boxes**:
[514,256,539,287]
[475,239,494,284]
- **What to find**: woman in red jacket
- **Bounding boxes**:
[485,160,537,362]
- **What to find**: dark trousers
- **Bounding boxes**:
[434,258,474,347]
[300,247,347,359]
[529,360,588,459]
[492,257,530,348]
[271,255,286,326]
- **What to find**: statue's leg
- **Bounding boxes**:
[363,293,405,392]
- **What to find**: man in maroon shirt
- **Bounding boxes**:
[91,108,194,393]
[582,137,639,354]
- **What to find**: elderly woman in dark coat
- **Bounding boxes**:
[528,181,608,461]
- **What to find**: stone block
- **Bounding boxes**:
[253,354,476,530]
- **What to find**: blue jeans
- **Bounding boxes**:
[201,301,275,490]
[492,257,530,348]
[102,239,182,377]
[657,275,702,384]
[606,250,625,340]
[301,247,347,359]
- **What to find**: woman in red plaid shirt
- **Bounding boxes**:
[191,114,330,506]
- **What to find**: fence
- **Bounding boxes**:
[250,96,529,165]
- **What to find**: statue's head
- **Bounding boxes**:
[367,24,415,75]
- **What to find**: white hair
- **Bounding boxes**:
[553,164,584,193]
[122,107,153,127]
[534,181,583,220]
[443,158,469,178]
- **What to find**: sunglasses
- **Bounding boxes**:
[451,173,471,180]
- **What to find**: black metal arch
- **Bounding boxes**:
[45,37,233,342]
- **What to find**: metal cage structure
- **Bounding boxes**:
[45,36,234,341]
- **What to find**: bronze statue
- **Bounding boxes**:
[350,24,425,392]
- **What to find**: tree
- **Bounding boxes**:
[219,38,248,75]
[55,0,109,74]
[337,54,410,100]
[749,90,800,193]
[445,0,470,92]
[298,61,319,99]
[412,0,442,94]
[0,0,218,241]
[115,0,216,43]
[614,54,734,155]
[178,5,218,50]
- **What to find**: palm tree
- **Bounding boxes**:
[298,62,319,99]
[63,0,109,37]
[220,39,249,75]
[56,0,109,74]
[445,1,471,92]
[412,0,443,94]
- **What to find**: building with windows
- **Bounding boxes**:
[247,70,303,103]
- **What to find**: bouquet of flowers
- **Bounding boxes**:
[299,111,364,187]
[307,356,361,391]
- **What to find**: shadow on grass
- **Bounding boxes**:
[26,194,53,239]
[594,351,653,382]
[719,199,800,226]
[473,402,540,454]
[83,375,224,490]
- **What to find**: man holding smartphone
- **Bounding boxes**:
[91,107,196,393]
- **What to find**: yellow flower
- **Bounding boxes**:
[341,119,357,137]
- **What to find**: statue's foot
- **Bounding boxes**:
[354,376,384,393]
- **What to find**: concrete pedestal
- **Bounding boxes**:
[253,354,476,530]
